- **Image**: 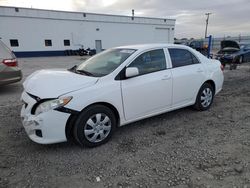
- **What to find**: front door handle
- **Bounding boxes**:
[162,75,171,80]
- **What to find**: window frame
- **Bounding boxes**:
[44,39,52,47]
[126,48,168,77]
[168,48,201,68]
[10,39,19,47]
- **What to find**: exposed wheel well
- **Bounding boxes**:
[65,102,120,142]
[87,102,120,126]
[204,80,216,93]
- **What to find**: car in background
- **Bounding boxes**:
[188,40,209,56]
[238,44,250,63]
[0,40,22,85]
[21,44,224,147]
[215,40,250,69]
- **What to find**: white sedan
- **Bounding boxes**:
[21,44,224,147]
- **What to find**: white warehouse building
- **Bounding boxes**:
[0,6,175,57]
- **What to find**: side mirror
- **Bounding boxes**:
[125,67,139,78]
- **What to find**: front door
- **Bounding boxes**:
[121,49,172,121]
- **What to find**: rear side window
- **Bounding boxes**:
[129,49,166,75]
[10,39,19,47]
[169,48,200,68]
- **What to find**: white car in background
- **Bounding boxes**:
[21,44,224,147]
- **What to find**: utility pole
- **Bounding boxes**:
[205,13,212,38]
[132,9,135,20]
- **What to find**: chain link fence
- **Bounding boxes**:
[209,35,250,50]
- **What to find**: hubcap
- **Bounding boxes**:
[201,88,213,108]
[84,113,111,143]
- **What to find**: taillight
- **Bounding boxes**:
[220,64,225,71]
[2,59,18,67]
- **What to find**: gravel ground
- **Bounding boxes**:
[0,56,250,188]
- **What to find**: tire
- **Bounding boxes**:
[232,63,237,70]
[229,64,233,70]
[230,63,237,70]
[239,55,243,64]
[73,105,116,147]
[79,49,84,56]
[194,83,214,111]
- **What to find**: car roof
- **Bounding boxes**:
[114,43,207,61]
[115,43,188,50]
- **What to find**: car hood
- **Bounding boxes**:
[23,69,99,99]
[221,40,240,50]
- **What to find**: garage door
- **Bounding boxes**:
[154,27,170,43]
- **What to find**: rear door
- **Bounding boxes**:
[121,48,172,121]
[168,48,207,106]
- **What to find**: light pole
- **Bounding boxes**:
[205,13,212,38]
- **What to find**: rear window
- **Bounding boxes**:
[0,40,15,59]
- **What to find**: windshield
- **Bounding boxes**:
[241,44,250,50]
[76,48,136,77]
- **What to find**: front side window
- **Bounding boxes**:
[169,49,199,68]
[128,49,166,75]
[76,48,136,77]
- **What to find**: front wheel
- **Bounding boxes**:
[73,105,116,147]
[194,83,214,111]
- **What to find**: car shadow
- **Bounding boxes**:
[27,106,197,151]
[0,83,22,94]
[116,106,195,133]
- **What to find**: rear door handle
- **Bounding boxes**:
[162,75,171,80]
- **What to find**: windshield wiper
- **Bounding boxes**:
[76,69,94,76]
[68,66,94,76]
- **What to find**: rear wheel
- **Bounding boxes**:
[194,83,214,111]
[73,105,116,147]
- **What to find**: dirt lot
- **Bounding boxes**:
[0,57,250,188]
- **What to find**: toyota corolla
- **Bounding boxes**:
[21,44,224,147]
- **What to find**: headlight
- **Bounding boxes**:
[35,96,72,115]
